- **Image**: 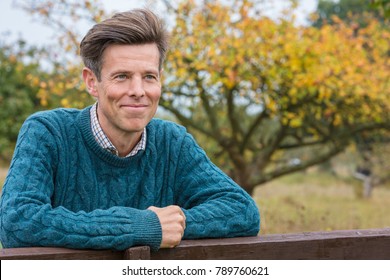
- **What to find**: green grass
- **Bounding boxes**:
[253,171,390,235]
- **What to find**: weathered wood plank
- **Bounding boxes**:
[124,246,150,260]
[151,228,390,260]
[0,247,147,260]
[0,247,123,260]
[1,228,389,260]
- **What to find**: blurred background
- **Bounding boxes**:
[0,0,389,236]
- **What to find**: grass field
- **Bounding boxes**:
[0,167,389,240]
[253,171,390,235]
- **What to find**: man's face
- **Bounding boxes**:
[85,43,161,139]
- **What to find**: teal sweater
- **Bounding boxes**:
[0,107,260,251]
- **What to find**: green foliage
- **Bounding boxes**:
[311,0,386,27]
[370,0,390,18]
[0,41,44,161]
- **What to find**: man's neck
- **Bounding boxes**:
[107,131,143,157]
[90,103,145,158]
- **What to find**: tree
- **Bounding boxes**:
[352,129,390,198]
[310,0,390,196]
[0,40,44,162]
[10,0,390,195]
[161,0,390,194]
[370,0,390,18]
[311,0,386,28]
[12,0,97,109]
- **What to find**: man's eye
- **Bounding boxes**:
[116,74,127,80]
[145,74,158,81]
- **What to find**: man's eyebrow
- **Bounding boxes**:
[144,67,160,74]
[109,68,159,75]
[109,69,131,75]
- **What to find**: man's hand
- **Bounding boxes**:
[148,205,186,248]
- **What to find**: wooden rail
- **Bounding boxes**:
[1,228,389,260]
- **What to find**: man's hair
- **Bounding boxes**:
[80,8,169,81]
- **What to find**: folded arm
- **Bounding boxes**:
[174,134,260,239]
[0,116,162,251]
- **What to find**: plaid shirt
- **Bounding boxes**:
[90,103,146,157]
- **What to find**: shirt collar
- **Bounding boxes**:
[90,103,146,157]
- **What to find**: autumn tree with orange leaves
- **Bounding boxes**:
[6,0,390,194]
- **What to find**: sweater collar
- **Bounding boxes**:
[89,103,147,157]
[77,106,146,167]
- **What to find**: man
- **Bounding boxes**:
[0,9,260,251]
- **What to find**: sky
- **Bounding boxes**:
[0,0,318,47]
[0,0,145,45]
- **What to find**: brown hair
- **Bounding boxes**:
[80,8,169,81]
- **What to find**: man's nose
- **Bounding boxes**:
[127,76,145,98]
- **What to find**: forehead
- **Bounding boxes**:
[101,43,160,71]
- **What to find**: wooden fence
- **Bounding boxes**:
[1,228,389,260]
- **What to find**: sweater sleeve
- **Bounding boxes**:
[0,116,162,251]
[174,133,260,239]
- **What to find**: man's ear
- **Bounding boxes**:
[82,67,98,97]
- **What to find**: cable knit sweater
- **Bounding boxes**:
[0,106,260,251]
